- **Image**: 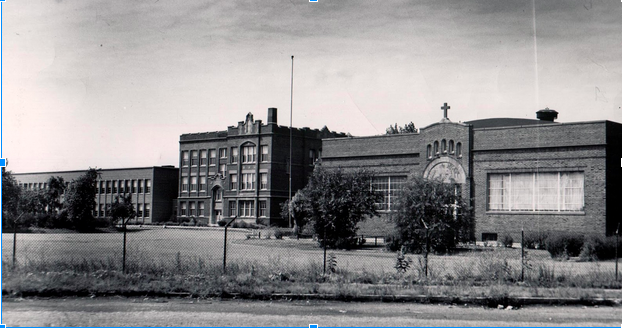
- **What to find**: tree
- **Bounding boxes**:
[296,167,381,249]
[108,194,136,227]
[44,176,66,214]
[63,168,99,231]
[2,170,22,228]
[392,176,474,275]
[386,122,418,134]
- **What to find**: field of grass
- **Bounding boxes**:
[2,226,621,288]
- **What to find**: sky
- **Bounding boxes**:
[3,0,622,173]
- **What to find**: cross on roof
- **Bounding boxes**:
[441,103,450,119]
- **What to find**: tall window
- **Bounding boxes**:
[260,173,268,190]
[242,173,255,190]
[180,202,187,216]
[259,201,267,217]
[99,204,105,217]
[242,145,256,163]
[199,176,206,191]
[189,202,196,216]
[427,145,432,159]
[215,189,222,201]
[229,201,236,217]
[231,147,239,163]
[449,140,455,154]
[132,180,137,193]
[309,149,316,164]
[456,142,462,157]
[219,164,227,176]
[372,176,407,211]
[138,179,143,193]
[191,150,198,166]
[239,200,255,217]
[208,149,216,166]
[137,204,143,217]
[182,151,189,167]
[433,141,439,155]
[113,181,118,194]
[488,172,584,212]
[191,176,197,191]
[198,202,205,216]
[441,139,447,154]
[230,174,238,190]
[145,204,150,217]
[219,148,227,158]
[200,150,207,166]
[145,180,151,193]
[182,177,189,192]
[260,145,269,162]
[119,180,125,193]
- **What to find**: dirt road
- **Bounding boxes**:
[2,297,621,327]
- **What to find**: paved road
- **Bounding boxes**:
[2,297,621,327]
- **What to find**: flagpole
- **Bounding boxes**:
[289,56,294,228]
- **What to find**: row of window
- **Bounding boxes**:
[488,172,584,212]
[94,203,151,218]
[20,182,49,190]
[182,145,269,167]
[179,200,267,218]
[427,140,462,159]
[181,173,268,192]
[97,179,151,194]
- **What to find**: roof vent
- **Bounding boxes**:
[536,107,558,122]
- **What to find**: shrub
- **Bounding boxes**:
[500,234,513,248]
[273,229,284,239]
[545,232,584,259]
[217,220,227,227]
[523,231,549,249]
[580,235,622,261]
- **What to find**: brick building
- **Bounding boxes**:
[177,108,346,226]
[321,105,622,241]
[13,166,179,224]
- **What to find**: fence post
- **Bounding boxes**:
[521,230,525,282]
[616,223,619,282]
[122,221,127,273]
[223,216,237,274]
[323,229,327,275]
[12,226,17,267]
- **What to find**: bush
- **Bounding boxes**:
[273,229,284,239]
[523,231,549,249]
[500,234,513,248]
[580,235,622,261]
[545,232,584,259]
[217,220,227,227]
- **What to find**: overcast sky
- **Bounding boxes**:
[4,0,622,173]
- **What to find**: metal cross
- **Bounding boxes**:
[441,103,450,119]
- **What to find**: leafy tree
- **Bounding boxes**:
[19,189,46,215]
[108,194,136,227]
[296,167,381,249]
[44,176,66,214]
[281,191,310,234]
[392,176,474,273]
[2,170,22,228]
[63,168,99,231]
[386,122,418,134]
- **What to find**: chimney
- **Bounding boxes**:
[536,107,558,122]
[267,107,278,124]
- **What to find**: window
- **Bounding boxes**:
[209,149,216,166]
[231,147,239,163]
[242,145,256,163]
[191,176,197,191]
[99,204,105,217]
[456,142,462,157]
[260,146,268,162]
[259,201,267,217]
[230,174,238,190]
[200,150,207,166]
[182,151,189,167]
[309,149,316,164]
[99,181,104,194]
[199,176,206,191]
[219,164,227,176]
[189,202,196,216]
[426,145,432,159]
[487,172,584,212]
[138,180,143,193]
[106,181,111,193]
[137,204,143,217]
[145,204,150,217]
[132,180,137,193]
[242,173,255,190]
[126,181,131,193]
[219,148,227,158]
[434,141,439,155]
[119,180,125,193]
[215,189,222,201]
[449,140,455,154]
[441,139,447,154]
[260,173,268,190]
[372,176,407,211]
[198,202,205,216]
[145,180,151,193]
[113,181,118,193]
[191,150,199,166]
[180,202,187,216]
[239,200,255,217]
[229,201,236,217]
[182,177,189,192]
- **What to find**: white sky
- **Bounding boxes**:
[3,0,622,173]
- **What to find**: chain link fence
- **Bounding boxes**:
[2,226,621,288]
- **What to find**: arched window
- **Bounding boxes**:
[441,139,447,154]
[456,142,462,157]
[433,141,439,155]
[449,140,454,154]
[426,144,432,159]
